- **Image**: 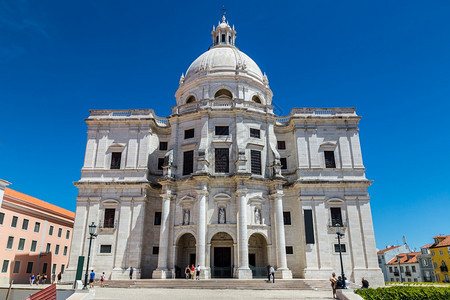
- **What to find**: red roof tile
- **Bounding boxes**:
[430,235,450,248]
[377,245,400,255]
[386,252,421,265]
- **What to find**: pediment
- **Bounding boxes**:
[102,199,120,206]
[213,193,231,201]
[326,198,344,205]
[179,195,196,202]
[320,142,337,149]
[108,143,126,150]
[249,196,266,204]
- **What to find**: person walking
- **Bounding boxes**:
[89,270,95,288]
[57,272,62,284]
[330,272,338,299]
[36,273,40,285]
[129,266,133,279]
[30,274,35,286]
[51,272,56,284]
[185,265,190,279]
[196,265,201,280]
[269,266,275,283]
[101,272,105,287]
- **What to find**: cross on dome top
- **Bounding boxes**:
[211,11,236,47]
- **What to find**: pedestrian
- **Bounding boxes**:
[89,270,95,288]
[30,274,35,286]
[190,264,195,280]
[36,273,40,285]
[196,265,201,280]
[43,273,47,284]
[129,266,133,279]
[101,272,105,287]
[330,272,337,299]
[57,272,62,284]
[51,272,56,284]
[185,265,190,279]
[361,277,369,289]
[269,265,275,283]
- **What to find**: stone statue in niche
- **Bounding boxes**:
[218,207,226,224]
[183,209,190,225]
[255,208,261,224]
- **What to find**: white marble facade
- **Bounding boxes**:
[65,16,384,285]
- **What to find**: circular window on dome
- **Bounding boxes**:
[186,96,196,104]
[252,95,262,104]
[214,89,233,99]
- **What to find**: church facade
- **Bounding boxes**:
[65,16,383,285]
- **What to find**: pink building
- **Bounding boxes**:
[0,188,75,284]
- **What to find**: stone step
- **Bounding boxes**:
[104,279,321,290]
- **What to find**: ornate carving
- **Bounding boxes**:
[255,208,261,225]
[218,207,226,224]
[183,209,190,225]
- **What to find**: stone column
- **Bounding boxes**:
[235,189,252,279]
[152,187,173,279]
[196,184,209,279]
[271,184,292,279]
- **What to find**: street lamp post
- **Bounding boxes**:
[334,223,345,283]
[83,222,97,290]
[397,255,403,283]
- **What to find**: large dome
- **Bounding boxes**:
[184,45,264,84]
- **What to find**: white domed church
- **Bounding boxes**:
[66,15,383,285]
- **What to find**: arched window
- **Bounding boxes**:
[186,96,196,104]
[252,95,262,104]
[214,89,233,99]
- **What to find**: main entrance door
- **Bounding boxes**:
[210,232,234,278]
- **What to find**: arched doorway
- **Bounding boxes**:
[248,233,268,278]
[175,233,196,278]
[210,232,234,278]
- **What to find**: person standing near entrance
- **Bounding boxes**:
[129,266,133,279]
[269,266,275,283]
[190,264,195,280]
[196,265,201,280]
[185,265,190,279]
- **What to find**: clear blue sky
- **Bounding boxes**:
[1,1,449,252]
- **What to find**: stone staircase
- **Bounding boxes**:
[104,279,324,290]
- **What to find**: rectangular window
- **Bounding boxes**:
[304,209,315,244]
[159,141,168,150]
[63,246,68,256]
[184,128,194,139]
[334,244,347,253]
[324,151,336,168]
[400,266,404,272]
[283,212,291,225]
[215,126,229,135]
[22,219,29,230]
[153,247,159,255]
[66,230,70,240]
[49,225,54,236]
[6,236,14,249]
[157,158,165,170]
[55,244,60,255]
[439,250,443,255]
[280,157,287,169]
[46,243,51,253]
[1,260,9,273]
[100,245,112,253]
[286,246,294,254]
[154,212,161,225]
[330,207,342,226]
[412,266,416,272]
[183,150,194,175]
[18,238,25,250]
[215,148,229,173]
[30,240,37,252]
[61,264,65,274]
[104,209,115,228]
[13,261,21,274]
[58,228,62,238]
[11,216,18,228]
[26,262,33,273]
[250,128,260,138]
[0,212,4,225]
[251,150,262,175]
[221,34,225,42]
[110,152,122,169]
[277,141,286,150]
[52,264,57,274]
[34,222,40,233]
[42,263,48,274]
[389,267,393,272]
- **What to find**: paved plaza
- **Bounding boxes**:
[93,287,334,300]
